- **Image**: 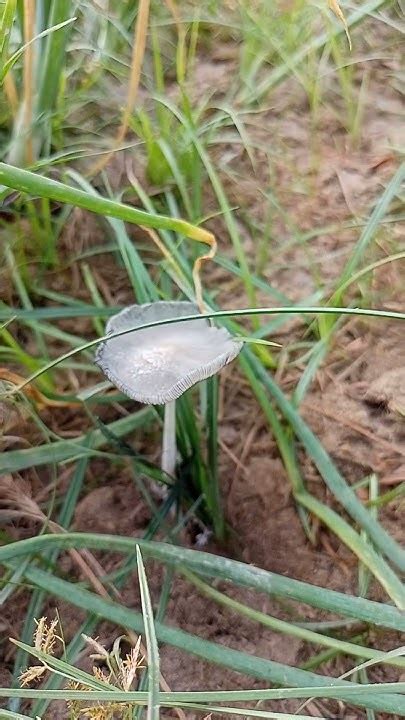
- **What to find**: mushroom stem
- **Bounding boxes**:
[161,400,177,477]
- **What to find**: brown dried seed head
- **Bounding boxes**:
[34,616,59,655]
[82,633,110,659]
[92,665,111,684]
[19,665,46,686]
[119,636,145,691]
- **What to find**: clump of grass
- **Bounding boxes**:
[15,615,146,720]
[1,536,405,717]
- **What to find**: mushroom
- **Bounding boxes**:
[95,301,242,477]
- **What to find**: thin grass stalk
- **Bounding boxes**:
[0,708,33,719]
[22,0,35,164]
[152,97,257,310]
[6,307,405,399]
[4,244,48,358]
[0,0,17,68]
[137,548,160,720]
[176,392,209,514]
[205,375,224,539]
[1,0,19,113]
[37,0,73,154]
[295,492,405,608]
[2,684,405,705]
[0,15,75,85]
[38,0,72,105]
[88,0,151,176]
[337,161,405,291]
[163,0,186,84]
[321,161,405,335]
[180,569,405,667]
[66,168,157,303]
[127,174,201,284]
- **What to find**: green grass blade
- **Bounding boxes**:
[1,533,404,631]
[296,493,405,608]
[0,17,76,83]
[137,548,160,720]
[175,703,333,719]
[334,250,405,300]
[0,0,17,75]
[0,709,35,720]
[3,305,405,330]
[0,408,154,473]
[0,683,404,704]
[151,97,256,306]
[0,163,214,243]
[333,162,405,303]
[181,569,405,667]
[292,336,331,406]
[0,559,30,606]
[204,375,224,539]
[37,1,74,120]
[0,304,119,320]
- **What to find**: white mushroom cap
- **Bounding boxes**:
[95,301,243,405]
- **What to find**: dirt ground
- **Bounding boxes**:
[1,16,405,720]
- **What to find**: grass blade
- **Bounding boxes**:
[296,493,405,608]
[137,547,160,720]
[0,17,76,84]
[0,408,154,473]
[181,569,405,667]
[37,1,75,132]
[1,533,404,631]
[0,0,17,76]
[204,375,224,539]
[0,163,214,244]
[333,162,405,302]
[0,304,120,320]
[0,684,404,704]
[0,709,35,720]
